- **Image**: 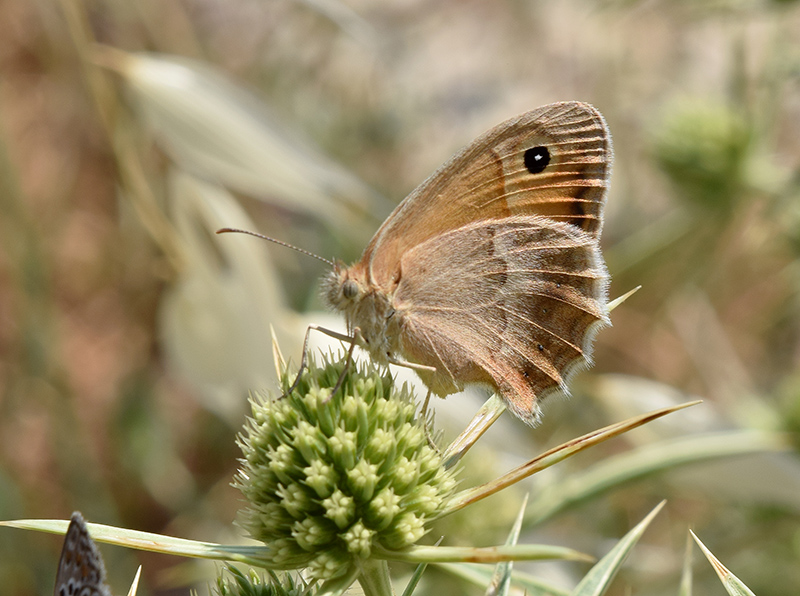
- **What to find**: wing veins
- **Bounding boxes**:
[496,304,583,355]
[410,323,457,385]
[455,147,608,200]
[466,309,565,385]
[442,306,565,386]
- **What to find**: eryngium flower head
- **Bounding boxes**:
[235,356,458,579]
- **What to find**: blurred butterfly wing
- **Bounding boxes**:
[394,216,609,424]
[55,512,112,596]
[365,102,611,287]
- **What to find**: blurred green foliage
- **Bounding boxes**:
[651,99,752,213]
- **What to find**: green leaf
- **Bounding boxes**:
[678,531,694,596]
[400,561,429,596]
[485,494,528,596]
[374,543,592,565]
[355,560,393,596]
[570,501,665,596]
[0,518,276,567]
[691,531,757,596]
[439,563,569,596]
[315,564,361,596]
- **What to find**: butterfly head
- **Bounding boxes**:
[321,261,401,360]
[321,262,365,312]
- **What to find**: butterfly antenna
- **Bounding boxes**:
[216,227,335,268]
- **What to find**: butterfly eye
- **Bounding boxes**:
[342,279,359,299]
[523,146,550,174]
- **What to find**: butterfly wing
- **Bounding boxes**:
[393,215,609,425]
[365,102,611,288]
[55,512,112,596]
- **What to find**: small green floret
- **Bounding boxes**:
[235,356,458,579]
[214,566,307,596]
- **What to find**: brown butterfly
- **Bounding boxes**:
[54,512,112,596]
[221,101,611,425]
[320,101,611,425]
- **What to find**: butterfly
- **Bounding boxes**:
[219,101,612,425]
[54,512,112,596]
[320,101,611,425]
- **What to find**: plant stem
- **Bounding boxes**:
[359,559,395,596]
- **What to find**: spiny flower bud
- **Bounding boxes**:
[214,566,305,596]
[235,356,458,580]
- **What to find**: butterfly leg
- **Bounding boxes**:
[284,324,356,398]
[420,388,432,419]
[324,327,363,403]
[419,389,442,452]
[387,359,441,451]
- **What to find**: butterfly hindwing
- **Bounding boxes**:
[394,216,609,424]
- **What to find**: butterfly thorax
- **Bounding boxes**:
[322,263,402,362]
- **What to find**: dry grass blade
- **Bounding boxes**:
[126,566,142,596]
[446,402,700,513]
[91,48,385,234]
[443,394,507,467]
[523,429,789,526]
[607,286,641,313]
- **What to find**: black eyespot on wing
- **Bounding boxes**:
[523,146,550,174]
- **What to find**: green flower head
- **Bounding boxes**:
[235,356,458,580]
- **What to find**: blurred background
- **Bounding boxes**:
[2,0,800,594]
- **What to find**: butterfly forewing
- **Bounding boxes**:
[55,513,112,596]
[365,102,611,289]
